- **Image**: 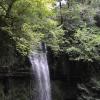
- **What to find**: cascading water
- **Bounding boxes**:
[29,52,51,100]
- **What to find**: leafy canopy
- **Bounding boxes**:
[0,0,64,55]
[55,0,100,61]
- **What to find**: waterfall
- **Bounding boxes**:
[29,52,51,100]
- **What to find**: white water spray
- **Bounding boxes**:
[29,52,51,100]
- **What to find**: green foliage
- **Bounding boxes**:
[55,0,100,61]
[46,25,64,52]
[66,26,100,61]
[0,0,100,61]
[0,0,64,55]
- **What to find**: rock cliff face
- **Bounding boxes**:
[0,47,100,100]
[0,56,34,100]
[47,50,100,100]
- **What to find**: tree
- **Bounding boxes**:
[55,0,100,61]
[0,0,64,55]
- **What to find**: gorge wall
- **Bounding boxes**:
[47,49,100,100]
[0,49,100,100]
